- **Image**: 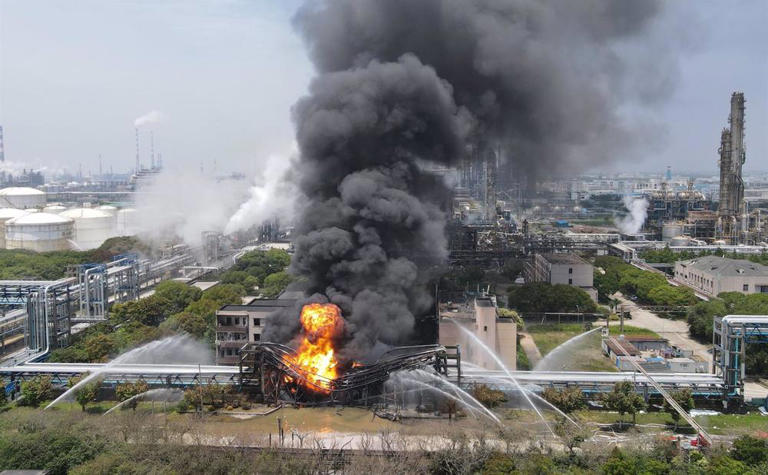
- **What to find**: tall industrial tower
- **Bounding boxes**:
[0,125,5,162]
[718,92,746,243]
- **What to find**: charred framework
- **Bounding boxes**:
[238,343,458,406]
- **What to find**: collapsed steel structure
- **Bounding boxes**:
[238,343,458,406]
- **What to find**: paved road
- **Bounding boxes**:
[517,331,542,368]
[614,294,712,371]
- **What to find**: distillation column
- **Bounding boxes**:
[717,92,746,243]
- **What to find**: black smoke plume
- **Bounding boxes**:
[264,0,675,360]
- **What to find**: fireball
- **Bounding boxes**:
[290,303,344,391]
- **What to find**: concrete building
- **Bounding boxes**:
[439,297,517,370]
[524,253,596,300]
[215,299,296,365]
[674,255,768,297]
[525,253,593,287]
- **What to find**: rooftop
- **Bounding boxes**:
[6,212,73,225]
[678,255,768,277]
[219,299,297,312]
[539,253,590,266]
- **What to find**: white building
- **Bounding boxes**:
[674,255,768,297]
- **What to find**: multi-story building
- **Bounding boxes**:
[525,253,593,287]
[674,255,768,298]
[215,299,296,365]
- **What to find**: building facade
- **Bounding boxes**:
[215,299,296,365]
[438,297,517,370]
[673,255,768,298]
[525,253,594,288]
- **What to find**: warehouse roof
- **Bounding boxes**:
[677,255,768,277]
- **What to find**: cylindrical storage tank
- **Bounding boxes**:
[0,187,46,209]
[670,236,691,247]
[97,205,118,216]
[661,222,684,241]
[116,208,139,236]
[59,208,114,250]
[0,208,28,249]
[5,213,74,252]
[43,204,67,214]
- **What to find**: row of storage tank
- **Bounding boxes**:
[0,205,139,252]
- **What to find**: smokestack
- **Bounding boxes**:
[135,127,141,173]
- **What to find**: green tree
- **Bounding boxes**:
[663,388,694,430]
[261,271,294,298]
[19,375,53,407]
[730,435,768,466]
[115,380,149,411]
[163,311,208,338]
[541,386,586,414]
[110,295,174,326]
[74,382,99,412]
[601,381,646,428]
[153,280,202,313]
[83,333,115,361]
[471,384,507,409]
[508,282,597,313]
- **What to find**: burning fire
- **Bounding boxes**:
[289,303,344,391]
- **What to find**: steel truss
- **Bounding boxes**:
[239,343,453,406]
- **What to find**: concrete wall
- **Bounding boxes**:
[439,300,517,371]
[674,261,768,297]
[549,262,593,287]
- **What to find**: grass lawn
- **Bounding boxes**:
[516,337,531,370]
[525,324,619,372]
[607,325,661,339]
[525,323,586,356]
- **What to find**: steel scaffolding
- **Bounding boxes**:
[713,314,768,404]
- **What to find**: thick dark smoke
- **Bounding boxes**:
[294,0,673,181]
[264,0,675,359]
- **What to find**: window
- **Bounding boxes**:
[254,318,261,327]
[568,268,573,274]
[743,284,749,292]
[483,326,488,332]
[568,278,573,285]
[254,333,261,341]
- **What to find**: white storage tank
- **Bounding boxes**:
[5,212,74,252]
[0,187,46,209]
[0,208,28,249]
[670,236,691,247]
[116,208,139,235]
[43,204,67,214]
[59,208,114,250]
[97,205,118,216]
[661,222,684,242]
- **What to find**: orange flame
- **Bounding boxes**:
[289,303,343,391]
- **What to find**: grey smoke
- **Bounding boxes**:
[615,196,649,235]
[264,0,678,360]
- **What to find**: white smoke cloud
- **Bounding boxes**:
[224,145,297,235]
[614,196,649,234]
[132,168,250,247]
[134,110,166,128]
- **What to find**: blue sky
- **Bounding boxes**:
[0,0,765,177]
